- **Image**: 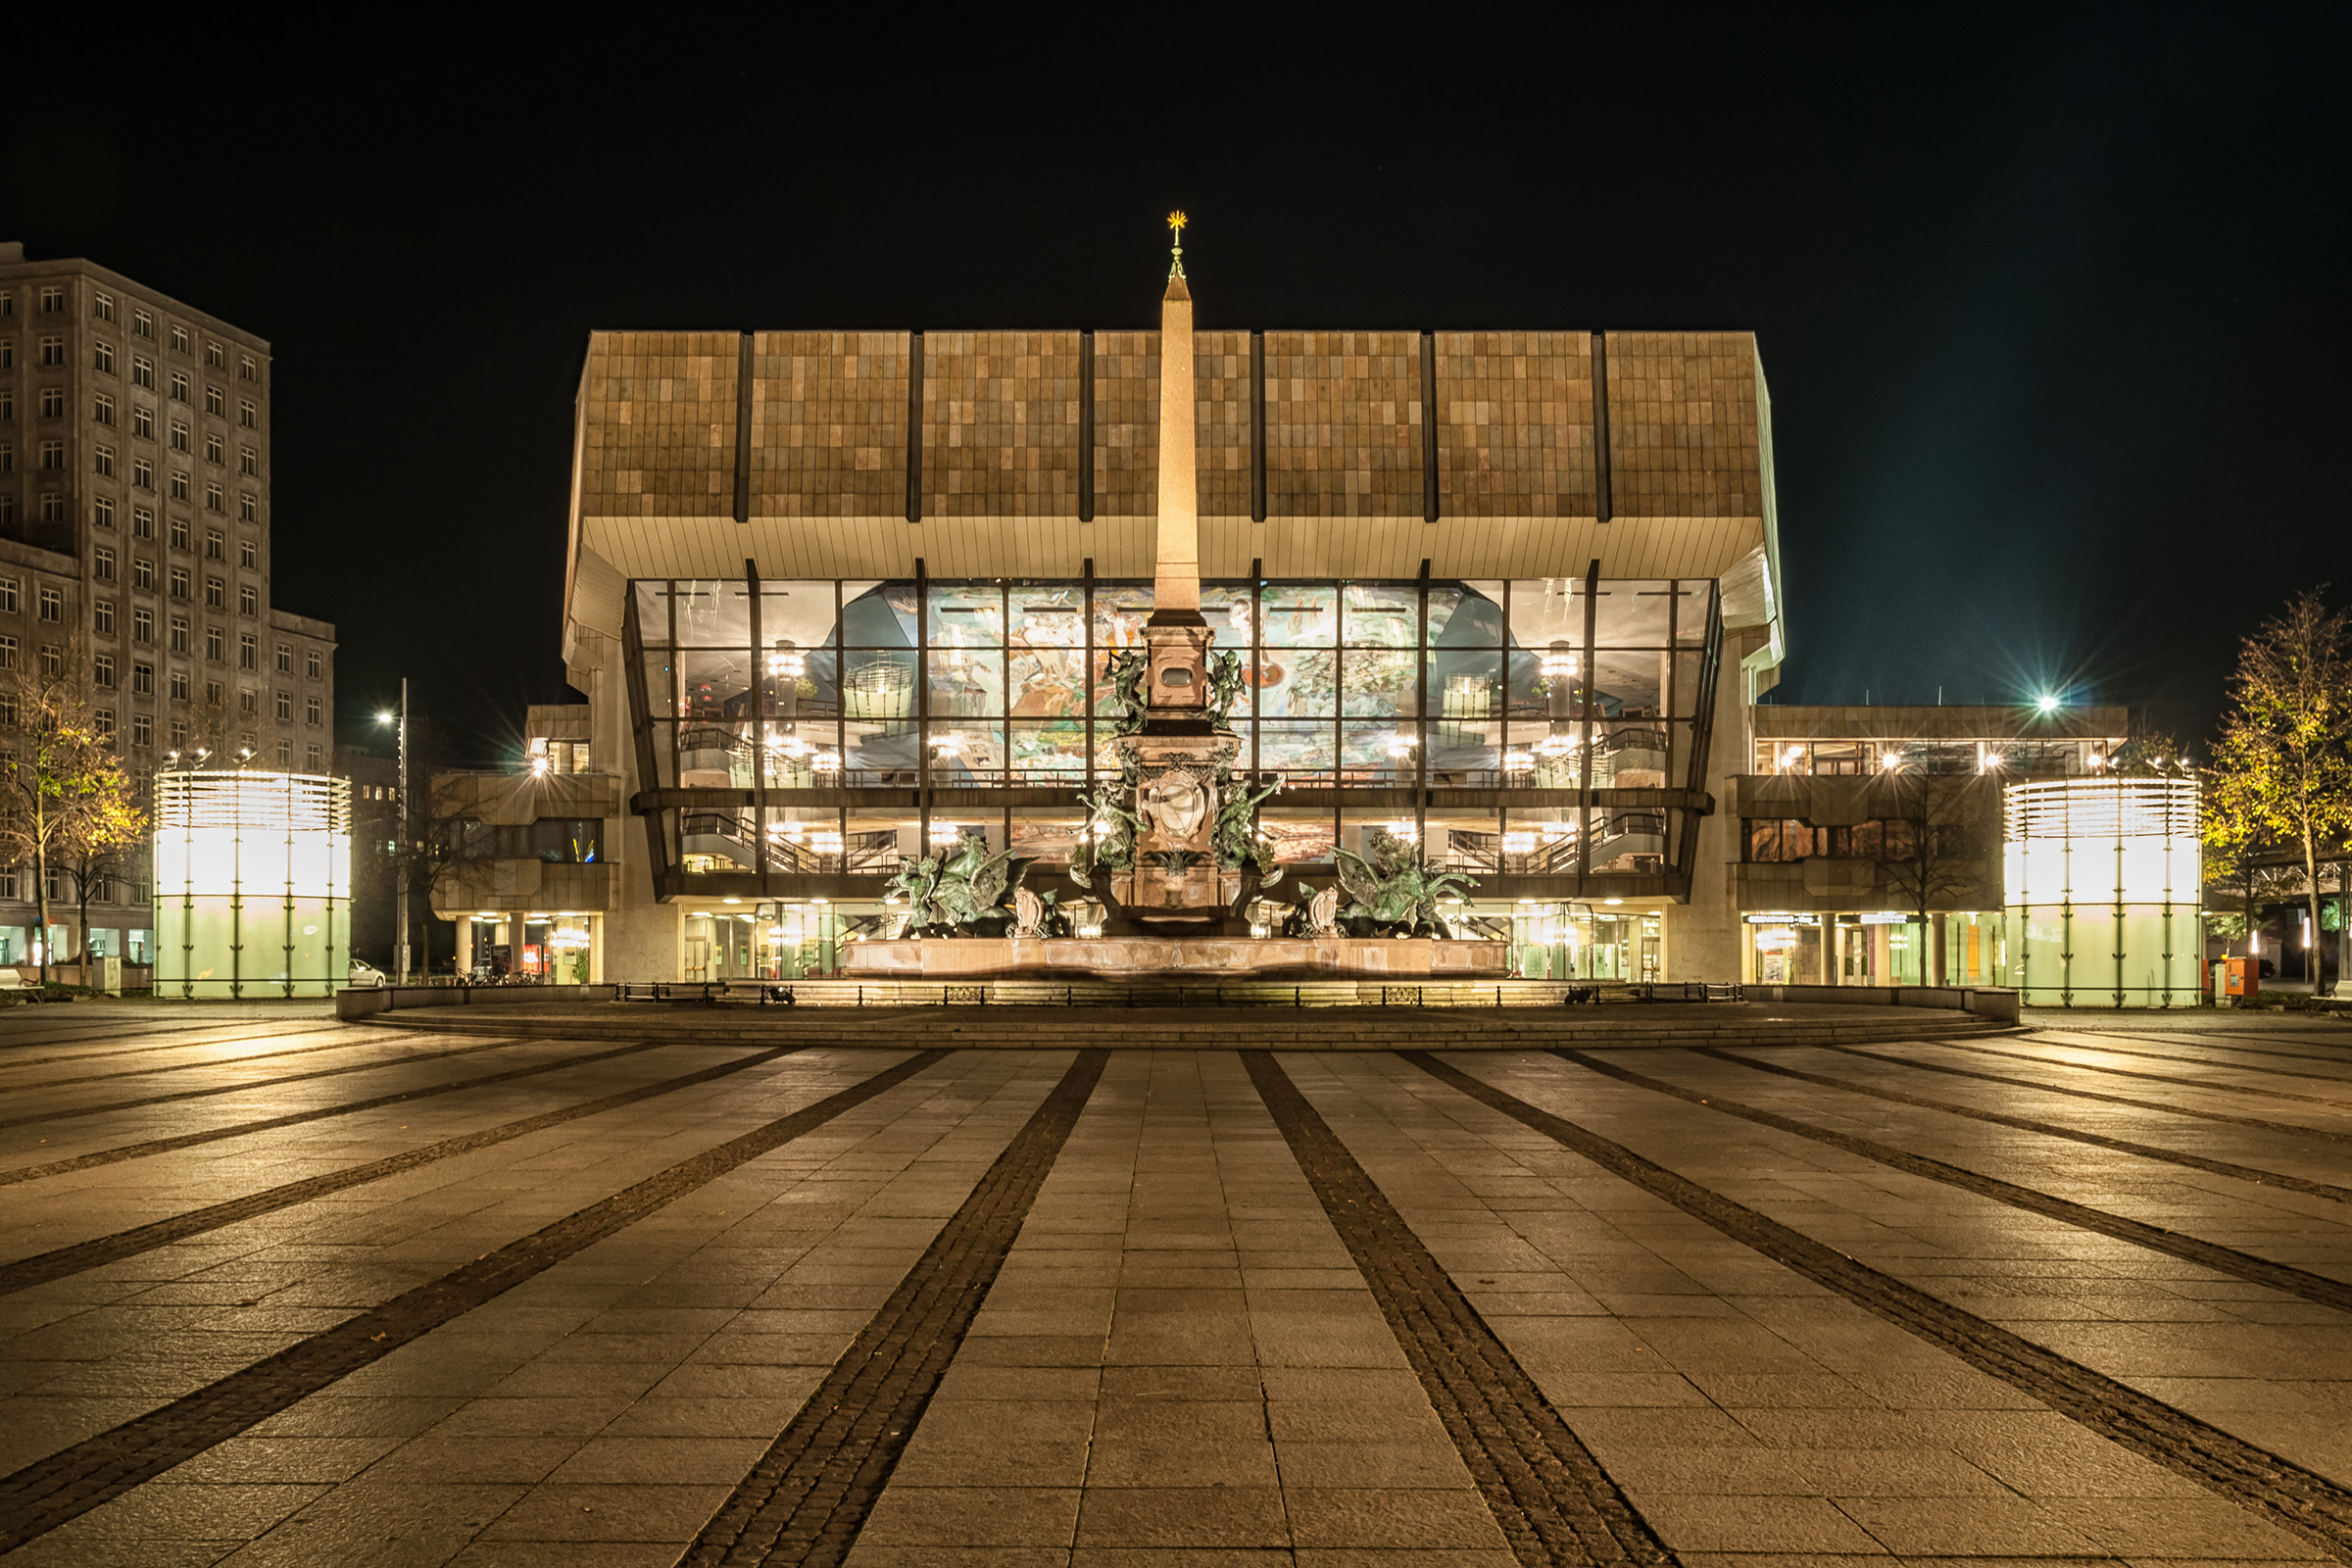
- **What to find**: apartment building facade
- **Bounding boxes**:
[0,241,337,969]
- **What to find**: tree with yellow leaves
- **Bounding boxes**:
[2205,590,2352,992]
[0,641,147,986]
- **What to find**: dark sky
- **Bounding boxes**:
[7,7,2346,761]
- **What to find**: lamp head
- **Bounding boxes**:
[2036,694,2060,714]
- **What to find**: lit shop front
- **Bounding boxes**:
[455,911,600,982]
[1741,910,2003,987]
[623,573,1724,906]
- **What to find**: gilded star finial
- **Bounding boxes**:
[1167,211,1187,278]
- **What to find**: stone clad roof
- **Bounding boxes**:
[576,327,1766,524]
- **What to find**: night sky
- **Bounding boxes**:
[7,8,2345,762]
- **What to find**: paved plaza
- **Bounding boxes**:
[0,1004,2348,1565]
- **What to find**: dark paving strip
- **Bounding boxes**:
[0,1038,685,1187]
[1555,1048,2352,1317]
[0,1020,345,1071]
[680,1049,1106,1568]
[2038,1027,2352,1070]
[1925,1037,2352,1109]
[1404,1052,2352,1562]
[1246,1050,1672,1568]
[0,1033,558,1133]
[3,1032,416,1093]
[0,1047,955,1554]
[0,1046,805,1298]
[1813,1043,2352,1147]
[2010,1032,2352,1088]
[1696,1047,2352,1204]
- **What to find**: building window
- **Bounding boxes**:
[0,496,12,530]
[37,586,61,622]
[133,558,154,590]
[275,739,292,768]
[0,444,10,475]
[238,537,257,569]
[204,431,223,465]
[0,635,15,668]
[97,710,116,744]
[132,457,153,490]
[205,680,223,708]
[239,687,259,715]
[38,336,65,367]
[38,439,64,469]
[93,341,116,375]
[170,370,190,403]
[170,566,190,599]
[132,404,153,439]
[132,356,154,389]
[92,292,115,322]
[38,287,64,313]
[39,645,62,678]
[205,528,223,561]
[132,609,153,644]
[306,649,323,679]
[205,625,224,662]
[170,615,189,653]
[238,493,257,523]
[205,481,222,513]
[93,443,115,477]
[305,695,321,726]
[170,470,191,502]
[0,341,9,369]
[39,386,65,417]
[133,661,153,694]
[170,515,190,551]
[238,446,258,476]
[167,419,188,453]
[95,654,116,687]
[93,392,115,425]
[132,713,152,748]
[95,600,115,634]
[171,718,187,749]
[239,400,259,432]
[238,584,258,616]
[132,309,152,338]
[132,505,154,538]
[95,547,117,580]
[0,578,15,612]
[205,385,224,416]
[93,496,115,529]
[171,324,189,354]
[170,668,190,702]
[39,493,64,523]
[241,356,258,382]
[275,643,293,673]
[205,342,225,368]
[239,631,258,668]
[0,388,10,417]
[274,689,292,720]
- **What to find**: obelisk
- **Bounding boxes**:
[1113,213,1241,925]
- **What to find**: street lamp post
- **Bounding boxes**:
[378,681,410,983]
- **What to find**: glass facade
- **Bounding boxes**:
[625,574,1722,902]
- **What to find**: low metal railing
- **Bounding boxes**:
[612,977,1744,1009]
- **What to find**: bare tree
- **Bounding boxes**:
[1863,763,1995,985]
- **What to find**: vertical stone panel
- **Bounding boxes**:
[1264,330,1422,517]
[751,330,910,519]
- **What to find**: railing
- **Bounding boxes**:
[612,977,1749,1008]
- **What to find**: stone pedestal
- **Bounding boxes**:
[842,936,1509,979]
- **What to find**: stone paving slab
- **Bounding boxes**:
[0,1016,2347,1562]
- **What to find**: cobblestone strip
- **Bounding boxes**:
[0,1037,690,1188]
[2020,1029,2352,1083]
[1243,1050,1673,1568]
[1407,1051,2352,1561]
[677,1049,1108,1568]
[0,1033,558,1132]
[0,1020,344,1072]
[1930,1037,2352,1107]
[0,1046,804,1298]
[1698,1046,2352,1202]
[1815,1042,2352,1145]
[0,1032,415,1094]
[1558,1048,2352,1316]
[0,1047,954,1554]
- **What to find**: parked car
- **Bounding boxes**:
[348,959,389,989]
